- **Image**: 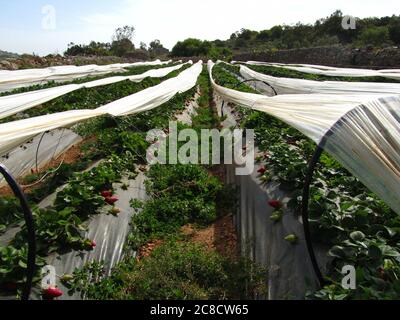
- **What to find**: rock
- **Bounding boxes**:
[0,60,19,70]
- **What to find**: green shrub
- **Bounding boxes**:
[68,241,267,300]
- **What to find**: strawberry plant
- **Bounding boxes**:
[213,65,400,299]
[0,63,198,295]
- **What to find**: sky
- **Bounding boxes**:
[0,0,399,55]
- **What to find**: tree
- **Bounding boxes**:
[256,30,271,41]
[389,18,400,45]
[171,38,211,57]
[358,26,390,47]
[269,25,283,40]
[111,39,134,57]
[111,25,135,56]
[148,40,169,58]
[112,25,135,42]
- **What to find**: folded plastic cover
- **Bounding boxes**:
[0,61,202,156]
[0,59,172,92]
[240,65,400,95]
[209,61,400,214]
[0,63,187,120]
[236,61,400,80]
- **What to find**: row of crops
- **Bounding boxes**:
[211,62,400,299]
[0,58,400,300]
[0,61,200,298]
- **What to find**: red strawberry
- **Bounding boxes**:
[105,196,119,205]
[42,287,63,299]
[101,190,113,198]
[257,167,267,174]
[268,200,282,209]
[83,239,96,251]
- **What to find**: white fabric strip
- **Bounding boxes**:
[239,65,400,95]
[210,60,400,214]
[0,63,187,120]
[235,61,400,81]
[209,61,385,143]
[0,61,202,156]
[0,59,172,92]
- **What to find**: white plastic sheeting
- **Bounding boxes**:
[0,61,203,156]
[236,61,400,80]
[0,63,187,120]
[240,65,400,95]
[209,60,400,215]
[0,59,172,92]
[38,97,199,300]
[0,129,81,187]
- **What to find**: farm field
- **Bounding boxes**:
[0,59,399,301]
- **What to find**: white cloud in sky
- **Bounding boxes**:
[1,0,399,55]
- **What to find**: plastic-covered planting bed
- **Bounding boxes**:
[0,81,200,300]
[0,61,202,157]
[209,61,400,216]
[0,60,172,93]
[0,129,81,188]
[239,65,400,95]
[0,62,203,300]
[237,61,400,80]
[215,95,324,299]
[211,60,400,298]
[0,62,187,120]
[33,91,199,300]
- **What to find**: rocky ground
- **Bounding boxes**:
[0,54,142,70]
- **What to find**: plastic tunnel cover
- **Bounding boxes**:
[209,60,400,215]
[33,93,199,300]
[0,59,172,92]
[239,64,400,95]
[236,60,400,81]
[0,129,81,187]
[0,63,188,120]
[0,61,203,156]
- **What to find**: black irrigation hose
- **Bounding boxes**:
[0,164,36,300]
[301,145,327,287]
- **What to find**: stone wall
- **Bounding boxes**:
[233,46,400,68]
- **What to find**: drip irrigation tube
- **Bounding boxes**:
[301,145,327,288]
[0,164,36,300]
